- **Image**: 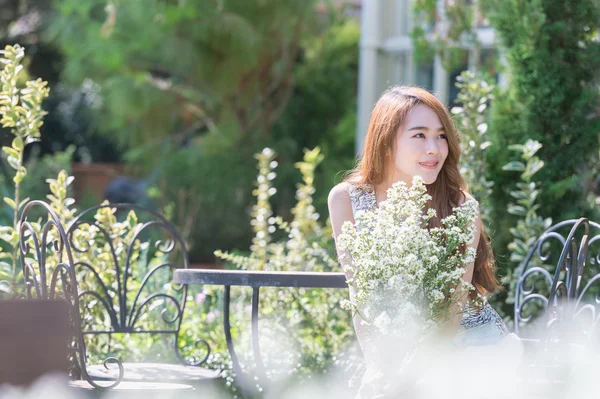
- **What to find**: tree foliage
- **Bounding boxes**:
[484,0,600,272]
[48,0,318,155]
[271,18,360,216]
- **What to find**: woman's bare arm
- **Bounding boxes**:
[327,183,372,353]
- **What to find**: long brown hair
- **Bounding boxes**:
[346,86,500,296]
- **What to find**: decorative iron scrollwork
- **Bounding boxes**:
[514,218,600,340]
[19,201,211,389]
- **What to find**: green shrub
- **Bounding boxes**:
[452,71,495,224]
[485,0,600,260]
[215,147,357,388]
[497,140,552,319]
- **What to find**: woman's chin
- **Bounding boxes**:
[415,173,439,185]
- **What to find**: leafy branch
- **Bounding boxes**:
[0,44,50,295]
[503,139,552,305]
[452,70,495,224]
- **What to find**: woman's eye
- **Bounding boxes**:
[438,134,447,140]
[413,133,425,138]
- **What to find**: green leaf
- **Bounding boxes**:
[7,155,19,170]
[2,146,19,159]
[12,136,24,151]
[0,262,12,272]
[524,159,544,178]
[528,190,539,204]
[0,281,11,294]
[509,190,527,200]
[507,204,527,216]
[3,198,16,210]
[480,141,492,150]
[13,169,26,184]
[20,98,33,110]
[507,144,525,152]
[523,140,543,157]
[509,227,523,239]
[525,211,540,227]
[126,210,138,227]
[49,182,58,194]
[509,253,524,263]
[514,240,528,254]
[0,232,15,244]
[502,161,526,172]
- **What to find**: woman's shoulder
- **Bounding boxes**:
[329,181,376,206]
[328,182,352,207]
[328,183,355,234]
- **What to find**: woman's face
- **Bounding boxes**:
[389,104,449,185]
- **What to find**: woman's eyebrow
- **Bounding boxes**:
[407,126,445,131]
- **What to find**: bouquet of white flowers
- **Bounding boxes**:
[338,176,480,338]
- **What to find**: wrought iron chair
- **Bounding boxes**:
[513,218,600,394]
[514,218,600,337]
[18,201,218,391]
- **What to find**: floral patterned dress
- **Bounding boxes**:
[346,183,509,346]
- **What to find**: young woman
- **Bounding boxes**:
[328,86,521,395]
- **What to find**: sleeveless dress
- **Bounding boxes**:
[346,183,509,345]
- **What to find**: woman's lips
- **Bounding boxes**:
[419,162,439,170]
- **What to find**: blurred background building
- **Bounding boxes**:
[356,0,501,153]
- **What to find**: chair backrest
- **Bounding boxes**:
[0,300,71,386]
[514,218,600,339]
[18,201,206,388]
[64,204,191,362]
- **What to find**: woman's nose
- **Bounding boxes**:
[426,140,439,155]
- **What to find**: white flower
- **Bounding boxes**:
[430,289,445,302]
[338,175,479,336]
[340,299,352,310]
